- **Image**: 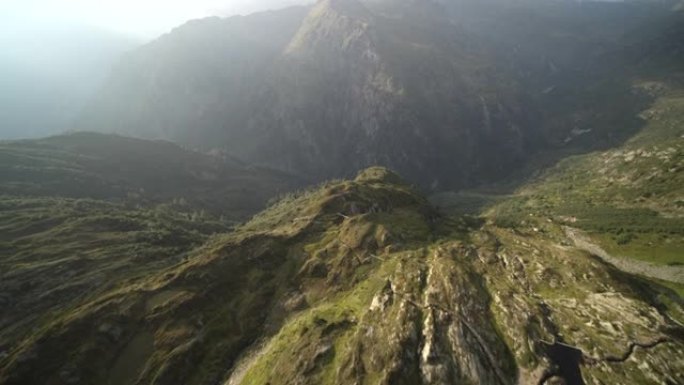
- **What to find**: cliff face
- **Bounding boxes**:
[241,0,534,187]
[77,7,310,146]
[2,167,682,385]
[76,0,683,189]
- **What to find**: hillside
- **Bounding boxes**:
[1,167,682,385]
[0,132,299,220]
[0,133,302,385]
[76,0,683,188]
[2,1,684,384]
[489,67,684,269]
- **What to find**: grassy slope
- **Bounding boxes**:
[484,9,684,266]
[0,133,301,384]
[488,79,684,266]
[2,167,682,385]
[0,167,440,385]
[0,132,299,221]
[0,196,227,348]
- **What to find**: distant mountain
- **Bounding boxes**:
[2,2,683,384]
[78,6,310,146]
[78,0,682,188]
[0,132,300,220]
[0,26,138,139]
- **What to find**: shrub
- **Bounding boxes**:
[615,232,635,245]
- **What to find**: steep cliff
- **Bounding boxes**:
[77,0,683,189]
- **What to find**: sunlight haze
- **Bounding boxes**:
[1,0,313,39]
[1,0,683,383]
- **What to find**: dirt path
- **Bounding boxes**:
[565,227,684,284]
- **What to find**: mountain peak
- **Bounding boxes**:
[354,166,406,185]
[285,0,372,54]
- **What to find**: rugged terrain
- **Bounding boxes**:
[0,132,299,384]
[77,0,683,188]
[0,132,299,219]
[1,167,682,385]
[488,69,684,273]
[2,1,684,384]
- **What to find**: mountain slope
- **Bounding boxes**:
[77,0,682,188]
[1,167,682,385]
[0,133,301,383]
[0,132,299,219]
[77,0,536,187]
[244,0,535,186]
[76,7,310,146]
[489,68,684,268]
[0,195,228,361]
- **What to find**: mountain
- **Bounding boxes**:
[487,64,684,273]
[0,132,302,385]
[433,21,684,287]
[77,6,310,147]
[0,132,300,220]
[2,1,684,384]
[77,0,682,189]
[0,26,138,139]
[1,167,682,385]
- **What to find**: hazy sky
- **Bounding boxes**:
[1,0,312,39]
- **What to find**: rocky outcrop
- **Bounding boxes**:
[1,168,682,385]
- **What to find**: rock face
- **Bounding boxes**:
[1,167,682,385]
[77,0,680,188]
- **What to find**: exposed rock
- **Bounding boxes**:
[283,291,309,312]
[2,168,683,385]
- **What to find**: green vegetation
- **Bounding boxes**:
[1,163,683,385]
[0,132,299,221]
[1,2,683,381]
[0,166,442,385]
[0,195,228,354]
[0,132,300,385]
[488,79,684,266]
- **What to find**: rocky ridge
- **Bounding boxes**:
[1,167,682,385]
[76,0,683,188]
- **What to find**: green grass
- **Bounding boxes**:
[108,332,155,385]
[487,81,684,267]
[0,195,229,345]
[0,132,299,222]
[0,134,302,385]
[592,232,684,266]
[3,161,684,385]
[239,254,400,385]
[651,278,684,298]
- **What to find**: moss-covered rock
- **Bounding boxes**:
[1,168,683,385]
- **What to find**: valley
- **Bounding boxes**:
[77,0,683,189]
[1,0,683,384]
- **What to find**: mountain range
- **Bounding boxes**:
[78,0,683,188]
[1,0,683,384]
